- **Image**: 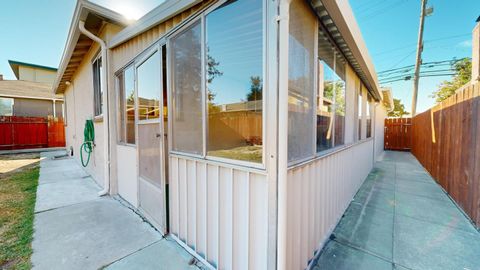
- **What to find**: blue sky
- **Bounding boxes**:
[0,0,478,113]
[350,0,480,113]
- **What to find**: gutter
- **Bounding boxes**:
[78,21,111,197]
[277,0,291,269]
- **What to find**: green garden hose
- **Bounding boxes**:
[80,119,95,167]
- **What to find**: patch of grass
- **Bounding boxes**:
[208,145,262,163]
[0,163,39,270]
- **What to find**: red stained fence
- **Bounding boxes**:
[384,118,412,151]
[411,82,480,228]
[0,116,65,150]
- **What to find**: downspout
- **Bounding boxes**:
[78,21,110,196]
[277,0,290,269]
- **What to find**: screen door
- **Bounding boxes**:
[136,47,166,233]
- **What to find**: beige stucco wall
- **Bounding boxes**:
[18,66,56,84]
[374,102,387,161]
[64,24,121,187]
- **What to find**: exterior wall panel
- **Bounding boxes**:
[169,155,268,270]
[286,140,374,270]
[116,144,138,206]
[111,1,210,73]
[374,104,387,160]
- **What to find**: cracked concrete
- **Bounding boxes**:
[31,151,204,270]
[312,151,480,270]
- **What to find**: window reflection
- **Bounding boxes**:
[206,0,263,163]
[317,30,346,152]
[287,0,316,163]
[171,21,203,155]
[137,51,161,120]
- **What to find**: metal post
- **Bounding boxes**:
[411,0,427,116]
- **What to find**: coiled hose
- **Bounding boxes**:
[80,119,94,167]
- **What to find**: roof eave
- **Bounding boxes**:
[313,0,381,101]
[53,0,131,94]
[109,0,203,49]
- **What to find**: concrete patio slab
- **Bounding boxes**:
[106,237,202,270]
[334,203,394,260]
[35,177,100,212]
[313,240,393,270]
[32,198,162,270]
[313,151,480,270]
[32,153,205,270]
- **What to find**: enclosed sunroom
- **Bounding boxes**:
[55,0,385,269]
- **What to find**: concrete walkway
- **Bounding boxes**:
[313,151,480,270]
[32,151,204,270]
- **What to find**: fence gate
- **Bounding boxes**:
[384,118,412,151]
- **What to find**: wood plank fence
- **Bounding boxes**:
[384,118,412,151]
[411,82,480,227]
[0,116,65,150]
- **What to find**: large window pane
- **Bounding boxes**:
[171,21,203,155]
[288,0,316,163]
[317,30,346,151]
[333,54,346,147]
[138,51,161,120]
[358,86,362,140]
[366,94,373,138]
[0,98,13,116]
[205,0,263,163]
[118,65,136,144]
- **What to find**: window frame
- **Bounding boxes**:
[116,63,137,147]
[313,27,347,159]
[92,53,103,117]
[0,97,14,116]
[166,0,268,169]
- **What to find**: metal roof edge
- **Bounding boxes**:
[109,0,202,49]
[316,0,381,100]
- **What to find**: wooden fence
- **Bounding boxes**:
[384,118,412,150]
[0,116,65,150]
[411,82,480,227]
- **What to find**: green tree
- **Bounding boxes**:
[430,58,471,103]
[246,76,262,101]
[388,98,409,117]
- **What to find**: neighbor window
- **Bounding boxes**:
[117,65,136,144]
[170,20,203,155]
[205,0,264,163]
[317,30,346,153]
[0,98,13,116]
[288,0,316,162]
[92,56,103,116]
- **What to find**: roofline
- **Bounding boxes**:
[319,0,381,100]
[8,60,57,72]
[109,0,203,48]
[53,0,131,94]
[0,94,63,101]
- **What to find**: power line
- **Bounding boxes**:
[377,57,469,74]
[372,33,471,57]
[380,73,455,84]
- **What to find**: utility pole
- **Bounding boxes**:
[411,0,432,116]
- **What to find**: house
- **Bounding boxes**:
[53,0,393,269]
[0,61,63,117]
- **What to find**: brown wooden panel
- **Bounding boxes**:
[384,117,412,150]
[410,82,480,228]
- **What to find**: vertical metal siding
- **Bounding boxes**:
[170,156,269,270]
[286,140,374,270]
[111,1,211,73]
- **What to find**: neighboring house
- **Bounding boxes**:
[53,0,393,269]
[0,61,63,117]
